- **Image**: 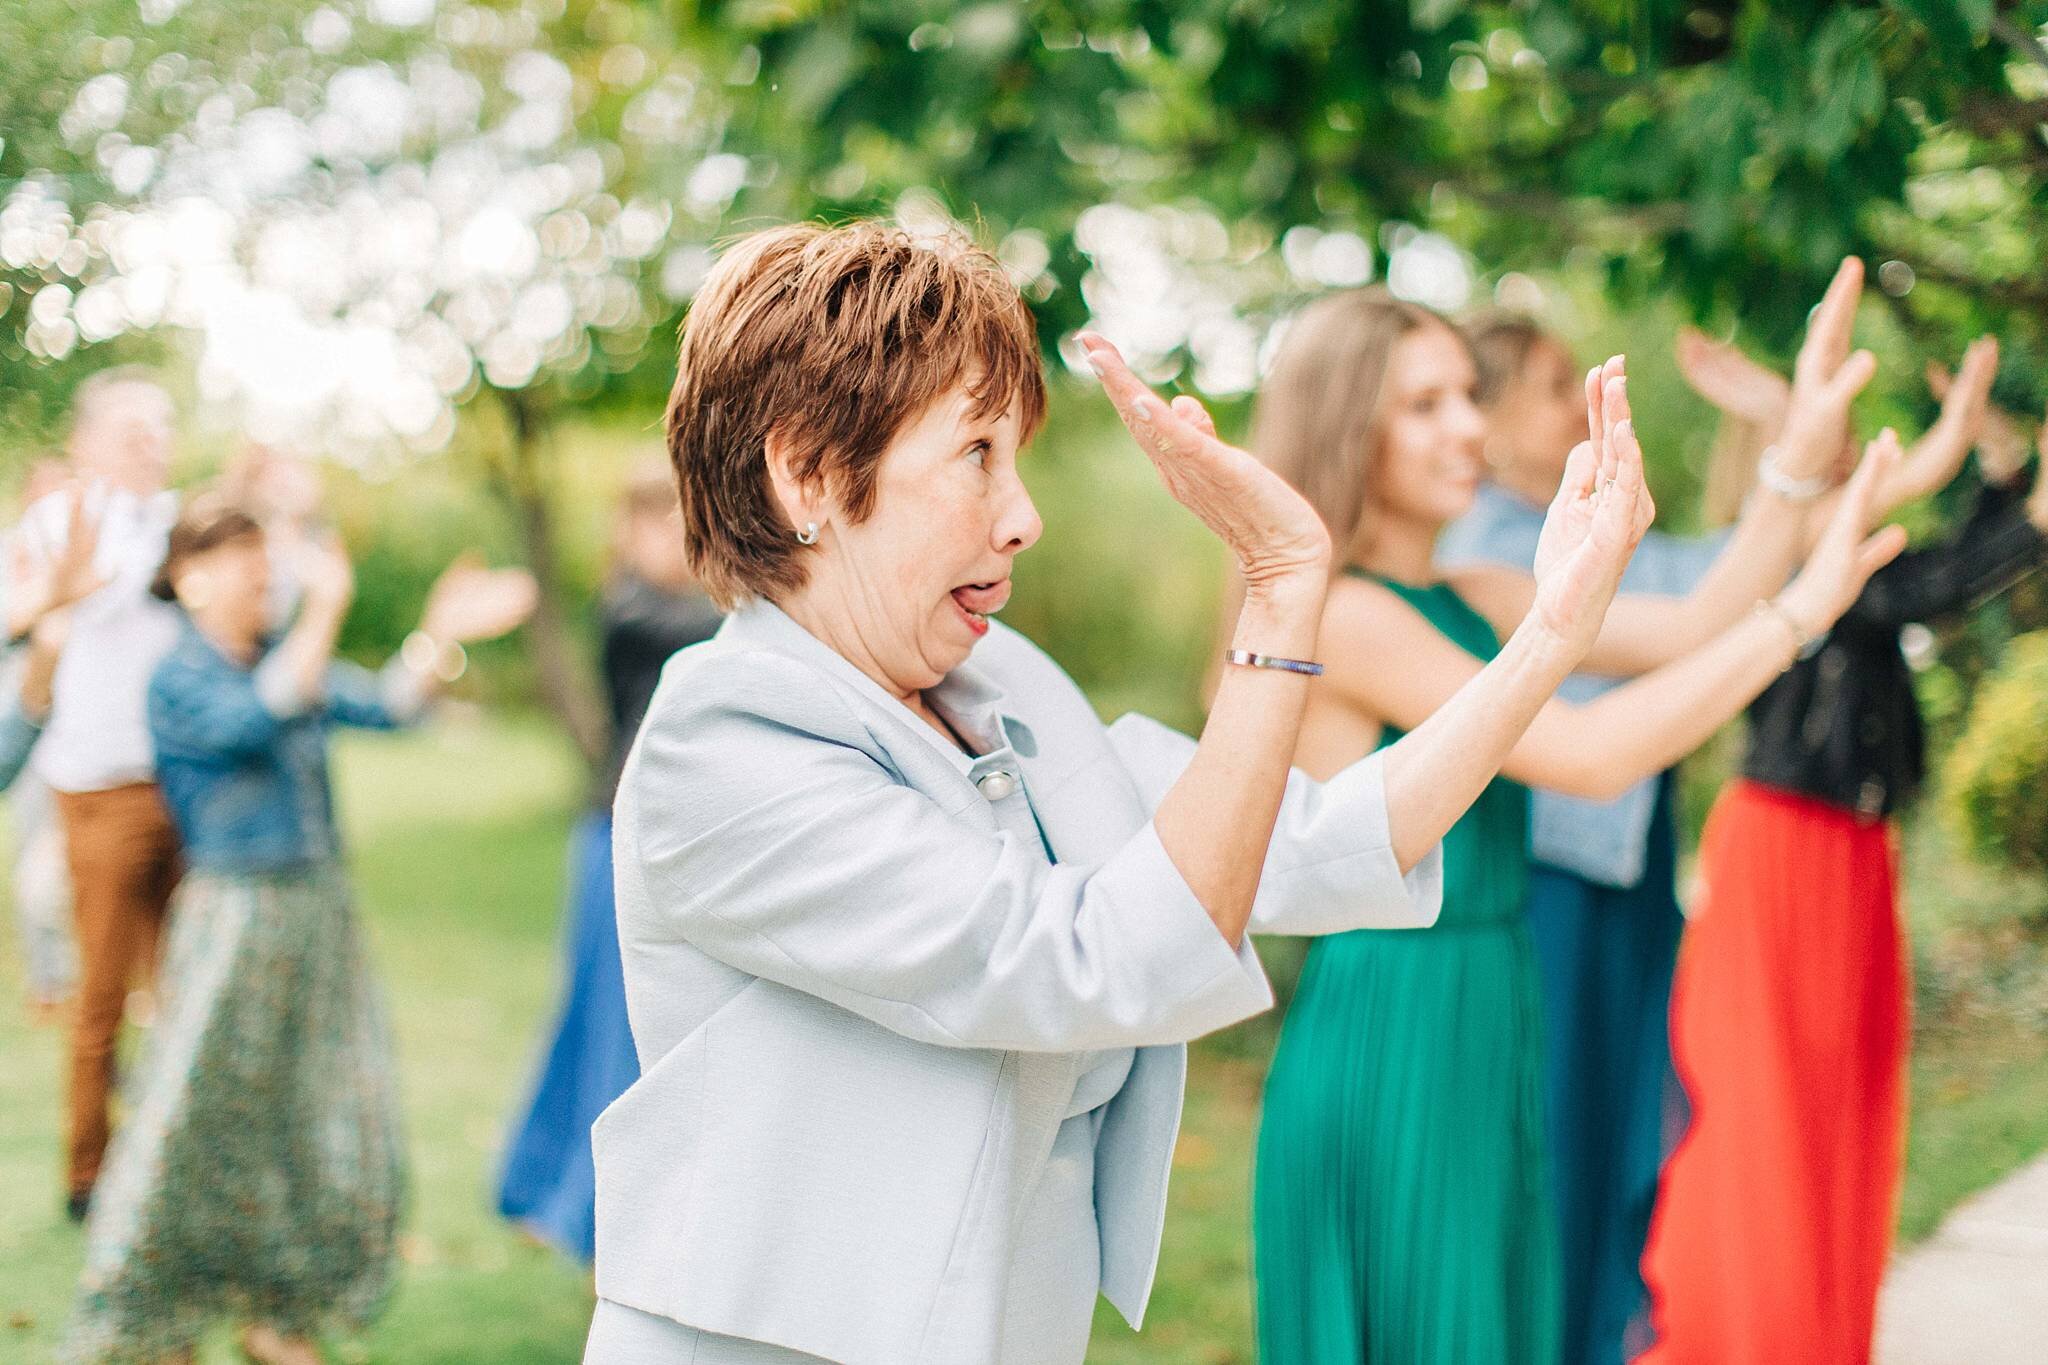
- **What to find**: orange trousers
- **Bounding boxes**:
[56,782,182,1198]
[1637,781,1906,1364]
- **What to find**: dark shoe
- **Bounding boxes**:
[64,1188,91,1223]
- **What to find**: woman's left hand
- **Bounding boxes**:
[1777,430,1911,636]
[1928,345,2022,484]
[1526,357,1656,660]
[420,552,539,644]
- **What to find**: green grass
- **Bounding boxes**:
[3,716,2047,1363]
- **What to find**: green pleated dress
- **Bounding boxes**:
[1253,574,1560,1364]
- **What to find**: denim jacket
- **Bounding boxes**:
[1439,483,1723,889]
[148,619,427,875]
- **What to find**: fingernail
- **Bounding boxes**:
[1615,419,1633,441]
[1132,397,1156,421]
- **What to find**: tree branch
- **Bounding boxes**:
[1992,15,2048,77]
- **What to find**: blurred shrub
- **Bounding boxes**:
[1943,631,2048,876]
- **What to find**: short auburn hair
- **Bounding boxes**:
[666,220,1047,609]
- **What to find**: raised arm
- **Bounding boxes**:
[1452,258,1877,676]
[1338,435,1908,801]
[626,649,1274,1053]
[1079,333,1344,948]
[1683,324,2000,531]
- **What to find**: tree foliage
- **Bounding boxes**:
[697,2,2048,365]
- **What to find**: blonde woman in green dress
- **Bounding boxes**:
[1247,267,1905,1363]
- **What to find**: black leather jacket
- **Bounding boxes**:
[1739,479,2046,820]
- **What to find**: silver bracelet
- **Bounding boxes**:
[1752,598,1812,671]
[1224,649,1324,677]
[1756,445,1832,501]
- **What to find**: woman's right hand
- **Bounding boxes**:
[1771,257,1878,483]
[1676,259,1874,485]
[1776,430,1910,637]
[1078,332,1331,599]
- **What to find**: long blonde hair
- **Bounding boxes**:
[1208,290,1450,697]
[1250,288,1449,573]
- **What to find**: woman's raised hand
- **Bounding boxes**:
[1676,326,1791,428]
[1776,431,1910,636]
[9,489,109,633]
[1927,343,2020,482]
[420,552,539,644]
[1078,332,1332,596]
[1880,336,1999,509]
[1773,257,1878,483]
[1527,357,1656,659]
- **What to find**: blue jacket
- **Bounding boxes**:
[148,620,424,874]
[1438,483,1723,888]
[0,700,38,792]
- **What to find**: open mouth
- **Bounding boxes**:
[950,580,1010,636]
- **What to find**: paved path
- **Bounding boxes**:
[1876,1154,2048,1363]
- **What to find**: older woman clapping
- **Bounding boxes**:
[584,221,1668,1365]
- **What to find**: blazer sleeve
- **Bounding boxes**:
[621,651,1273,1053]
[1104,713,1443,936]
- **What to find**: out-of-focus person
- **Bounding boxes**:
[1639,332,2046,1365]
[221,441,326,623]
[580,218,1680,1363]
[16,368,186,1223]
[497,462,723,1263]
[6,455,86,1023]
[63,497,536,1365]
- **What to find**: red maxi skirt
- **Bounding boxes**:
[1636,780,1908,1365]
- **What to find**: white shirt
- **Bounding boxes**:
[19,485,182,793]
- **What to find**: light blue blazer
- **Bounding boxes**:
[593,600,1442,1365]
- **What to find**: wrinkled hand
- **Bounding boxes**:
[1078,332,1331,594]
[1777,430,1911,636]
[1772,257,1877,483]
[420,552,538,644]
[1528,355,1657,659]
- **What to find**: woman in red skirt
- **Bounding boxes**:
[1638,336,2048,1363]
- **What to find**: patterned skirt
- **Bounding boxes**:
[64,863,406,1362]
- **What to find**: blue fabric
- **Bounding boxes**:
[149,621,409,874]
[1439,483,1724,888]
[0,699,42,792]
[497,811,639,1262]
[1525,777,1688,1365]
